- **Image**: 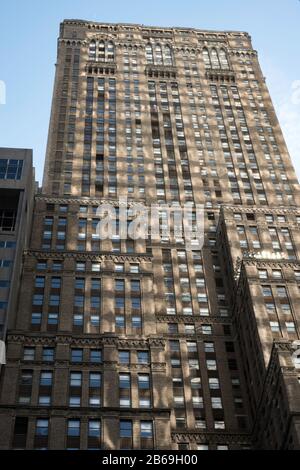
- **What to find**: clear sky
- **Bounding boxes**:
[0,0,300,184]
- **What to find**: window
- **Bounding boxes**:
[191,395,203,408]
[286,322,296,333]
[88,420,101,447]
[262,286,272,297]
[33,294,44,306]
[67,419,80,437]
[119,350,130,364]
[76,262,85,272]
[191,377,201,389]
[138,374,150,389]
[140,421,153,438]
[189,359,199,370]
[115,264,124,272]
[120,420,132,437]
[92,263,101,272]
[35,276,45,288]
[204,342,215,353]
[277,286,288,298]
[132,316,142,328]
[209,378,220,389]
[88,419,101,438]
[12,417,28,448]
[137,351,149,364]
[23,347,35,361]
[270,321,280,332]
[130,264,139,273]
[35,419,48,436]
[70,372,82,387]
[187,341,197,353]
[115,297,125,308]
[258,270,268,280]
[69,397,81,407]
[48,313,59,325]
[0,158,23,180]
[71,349,83,362]
[185,324,195,335]
[40,371,52,386]
[116,315,125,328]
[31,313,42,325]
[131,280,140,292]
[215,421,225,430]
[202,325,212,335]
[203,48,211,68]
[119,373,130,388]
[212,397,223,409]
[90,349,102,363]
[265,302,276,313]
[115,280,125,291]
[51,277,61,289]
[49,295,60,306]
[197,444,209,450]
[206,359,217,371]
[90,372,101,388]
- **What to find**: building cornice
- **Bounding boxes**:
[171,431,251,445]
[7,333,165,350]
[23,250,152,263]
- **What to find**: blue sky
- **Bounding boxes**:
[0,0,300,184]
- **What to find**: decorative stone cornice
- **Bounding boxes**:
[35,195,152,206]
[62,20,250,40]
[221,204,300,216]
[171,431,251,445]
[156,314,232,325]
[7,333,165,350]
[23,250,152,263]
[242,259,300,269]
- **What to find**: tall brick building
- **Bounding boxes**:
[0,19,300,450]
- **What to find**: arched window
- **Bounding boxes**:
[89,40,96,59]
[154,44,163,65]
[107,41,115,62]
[163,44,173,66]
[202,48,211,69]
[98,40,105,61]
[219,48,229,70]
[211,48,220,69]
[145,43,154,64]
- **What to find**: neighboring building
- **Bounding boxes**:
[0,148,35,342]
[0,20,300,450]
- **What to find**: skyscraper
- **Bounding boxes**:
[0,19,300,450]
[0,148,35,342]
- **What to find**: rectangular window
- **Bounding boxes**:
[71,349,83,362]
[23,347,35,361]
[138,374,150,389]
[137,351,149,364]
[67,419,80,437]
[35,419,48,436]
[0,158,23,180]
[120,420,132,449]
[40,371,52,386]
[119,350,130,364]
[90,349,102,363]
